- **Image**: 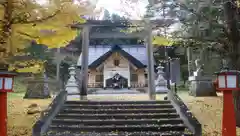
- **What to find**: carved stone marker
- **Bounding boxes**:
[66,65,79,95]
[24,72,51,99]
[193,59,203,76]
[155,65,169,93]
[188,59,216,96]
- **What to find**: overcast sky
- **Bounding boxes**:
[36,0,179,33]
[96,0,148,19]
[36,0,148,19]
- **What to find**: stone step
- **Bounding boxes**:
[51,118,183,126]
[92,91,141,94]
[63,104,174,109]
[55,113,180,120]
[45,131,193,136]
[65,100,171,105]
[43,100,195,135]
[60,108,177,114]
[49,124,186,132]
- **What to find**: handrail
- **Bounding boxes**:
[32,90,67,136]
[167,90,202,136]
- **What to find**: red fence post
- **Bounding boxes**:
[222,91,236,136]
[0,92,7,136]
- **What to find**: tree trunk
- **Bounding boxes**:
[0,0,13,64]
[223,0,240,127]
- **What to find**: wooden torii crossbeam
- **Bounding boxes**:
[71,19,175,28]
[70,19,170,100]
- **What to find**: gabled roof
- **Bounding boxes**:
[77,44,149,68]
[89,45,145,68]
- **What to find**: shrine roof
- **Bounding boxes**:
[77,44,151,68]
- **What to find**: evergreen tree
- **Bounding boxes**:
[162,0,240,125]
[111,13,122,20]
[102,9,111,20]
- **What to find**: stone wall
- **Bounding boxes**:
[131,68,146,86]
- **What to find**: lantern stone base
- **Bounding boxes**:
[66,94,87,100]
[66,85,79,95]
[155,86,169,93]
[66,83,80,100]
[188,76,217,97]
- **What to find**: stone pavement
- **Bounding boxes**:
[91,89,141,94]
[67,93,168,101]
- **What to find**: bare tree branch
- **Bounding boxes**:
[172,35,228,45]
[13,10,60,24]
[12,0,28,10]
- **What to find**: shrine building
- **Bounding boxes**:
[67,19,166,89]
[77,44,151,89]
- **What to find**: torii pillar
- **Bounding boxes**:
[145,19,156,100]
[80,26,90,100]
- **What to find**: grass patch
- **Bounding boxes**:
[7,76,52,136]
[8,92,25,99]
[179,93,240,136]
[7,98,52,136]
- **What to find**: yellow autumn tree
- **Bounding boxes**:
[0,0,98,67]
[152,36,174,46]
[0,0,99,73]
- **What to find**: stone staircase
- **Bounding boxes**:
[44,100,194,136]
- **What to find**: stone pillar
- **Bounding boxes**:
[145,19,156,100]
[128,65,131,88]
[103,67,107,88]
[103,78,106,88]
[187,47,193,76]
[80,26,90,100]
[66,66,79,95]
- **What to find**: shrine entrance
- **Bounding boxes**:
[105,73,128,89]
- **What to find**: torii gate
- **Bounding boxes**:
[70,19,173,100]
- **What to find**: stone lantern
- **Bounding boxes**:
[66,65,79,96]
[155,64,169,93]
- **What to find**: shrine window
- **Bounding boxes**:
[95,74,103,82]
[131,74,138,82]
[144,73,148,79]
[114,59,120,66]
